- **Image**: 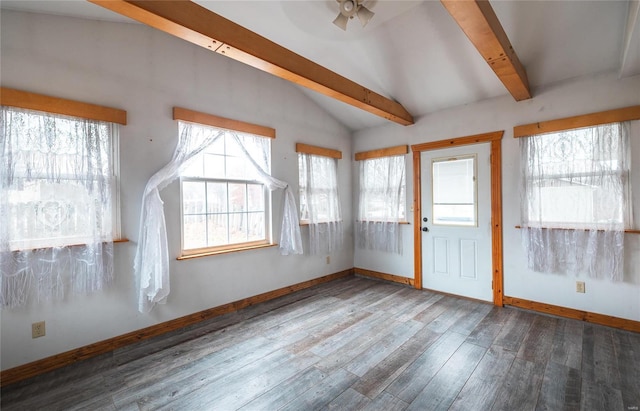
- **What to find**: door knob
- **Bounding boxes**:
[422,227,429,232]
[423,217,428,222]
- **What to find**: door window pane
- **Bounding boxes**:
[432,156,477,226]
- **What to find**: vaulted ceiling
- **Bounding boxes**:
[2,1,639,132]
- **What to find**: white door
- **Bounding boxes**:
[420,143,492,302]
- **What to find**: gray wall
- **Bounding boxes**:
[1,11,354,370]
[353,72,640,322]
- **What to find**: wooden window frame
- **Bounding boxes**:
[173,107,274,139]
[513,105,640,138]
[174,108,275,259]
[296,143,342,225]
[355,145,409,223]
[515,105,639,231]
[0,87,127,124]
[1,88,127,248]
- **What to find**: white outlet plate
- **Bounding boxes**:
[576,281,586,293]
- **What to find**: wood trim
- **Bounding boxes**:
[0,87,127,125]
[503,296,640,333]
[440,0,531,101]
[412,151,423,290]
[296,143,342,159]
[177,242,277,260]
[490,139,504,306]
[0,269,353,387]
[354,267,414,287]
[412,131,504,306]
[173,107,275,139]
[515,225,640,234]
[355,145,409,161]
[89,1,413,126]
[513,105,640,137]
[411,131,503,152]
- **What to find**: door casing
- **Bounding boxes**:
[411,131,504,306]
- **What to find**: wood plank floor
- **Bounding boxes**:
[2,276,639,410]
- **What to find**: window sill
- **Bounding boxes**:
[177,242,278,260]
[299,220,343,226]
[9,238,129,253]
[357,220,410,225]
[515,226,640,234]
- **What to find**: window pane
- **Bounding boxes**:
[203,153,225,179]
[207,214,228,246]
[206,136,225,155]
[358,155,405,222]
[226,156,250,180]
[3,108,118,248]
[433,204,476,226]
[433,158,475,204]
[177,122,271,252]
[182,181,206,214]
[432,156,476,226]
[207,182,228,213]
[183,214,207,249]
[181,157,204,178]
[247,184,264,212]
[248,212,265,241]
[228,183,247,212]
[523,123,631,228]
[228,213,248,244]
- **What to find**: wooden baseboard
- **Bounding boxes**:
[503,296,640,333]
[0,269,354,387]
[354,267,414,287]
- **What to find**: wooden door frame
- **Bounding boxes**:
[411,131,504,306]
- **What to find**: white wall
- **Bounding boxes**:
[353,72,640,322]
[0,11,354,370]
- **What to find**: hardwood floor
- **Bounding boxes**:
[2,276,639,410]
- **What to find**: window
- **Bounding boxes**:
[355,145,408,254]
[296,143,343,255]
[432,155,477,226]
[1,88,125,309]
[521,123,632,229]
[517,112,636,280]
[358,155,407,222]
[1,107,120,250]
[179,123,271,254]
[297,144,342,224]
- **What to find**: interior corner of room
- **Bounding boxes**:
[1,0,640,398]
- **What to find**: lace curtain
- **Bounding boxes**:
[1,107,115,308]
[137,122,302,313]
[356,155,406,254]
[299,153,343,255]
[520,121,632,281]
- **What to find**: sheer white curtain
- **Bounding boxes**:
[520,122,631,281]
[356,155,405,254]
[137,122,302,313]
[1,107,115,308]
[299,153,343,255]
[231,133,303,255]
[136,122,223,313]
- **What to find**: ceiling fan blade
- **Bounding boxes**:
[357,6,375,27]
[333,13,349,31]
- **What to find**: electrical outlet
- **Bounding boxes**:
[326,256,330,265]
[576,281,586,293]
[32,321,46,338]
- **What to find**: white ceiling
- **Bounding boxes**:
[2,0,639,132]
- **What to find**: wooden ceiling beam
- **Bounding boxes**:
[88,0,414,126]
[441,0,531,101]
